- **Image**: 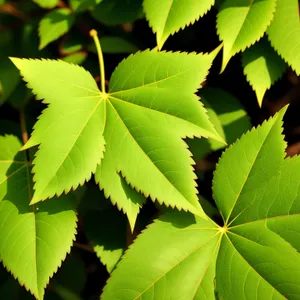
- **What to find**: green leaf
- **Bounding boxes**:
[143,0,215,49]
[217,0,277,72]
[69,0,102,12]
[62,52,87,65]
[48,252,86,297]
[38,8,75,50]
[242,38,286,106]
[101,212,220,300]
[103,106,300,299]
[11,50,222,228]
[188,88,251,161]
[33,0,59,9]
[84,208,126,273]
[91,0,143,26]
[98,37,138,54]
[0,135,78,300]
[0,31,20,105]
[267,0,300,75]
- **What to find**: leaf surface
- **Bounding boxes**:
[33,0,59,9]
[0,135,77,300]
[188,88,250,161]
[217,0,276,71]
[101,213,220,300]
[84,208,126,273]
[11,50,222,226]
[91,0,143,26]
[102,106,300,299]
[242,38,286,106]
[39,8,75,50]
[267,0,300,75]
[143,0,215,49]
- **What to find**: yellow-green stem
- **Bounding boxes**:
[90,29,106,94]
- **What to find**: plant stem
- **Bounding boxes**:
[90,29,106,94]
[20,108,28,145]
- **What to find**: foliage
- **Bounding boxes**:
[1,0,300,299]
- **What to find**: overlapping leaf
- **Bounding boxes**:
[242,38,286,106]
[143,0,215,49]
[11,50,222,228]
[38,8,75,50]
[188,88,250,161]
[0,135,77,300]
[84,208,126,273]
[267,0,300,75]
[217,0,276,71]
[102,106,300,299]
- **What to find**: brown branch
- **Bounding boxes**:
[0,3,27,21]
[20,108,28,145]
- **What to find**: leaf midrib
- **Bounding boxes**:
[132,231,220,300]
[109,65,198,95]
[34,95,105,200]
[225,119,277,225]
[226,232,288,299]
[107,100,199,210]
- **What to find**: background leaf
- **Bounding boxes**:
[188,88,250,161]
[91,0,143,26]
[0,135,78,299]
[84,207,126,273]
[0,31,20,105]
[242,38,286,106]
[217,0,276,71]
[267,0,300,75]
[39,8,75,50]
[143,0,215,49]
[33,0,59,9]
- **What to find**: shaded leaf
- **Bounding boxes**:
[188,88,250,161]
[91,0,143,26]
[143,0,215,49]
[33,0,59,9]
[0,31,20,105]
[98,36,138,54]
[84,208,126,273]
[0,135,78,299]
[267,0,300,75]
[242,38,286,106]
[62,52,87,65]
[217,0,276,71]
[39,8,75,50]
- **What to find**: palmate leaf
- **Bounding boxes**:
[216,0,276,72]
[102,106,300,299]
[0,135,77,300]
[143,0,215,50]
[242,38,286,106]
[38,8,75,50]
[11,50,222,229]
[267,0,300,75]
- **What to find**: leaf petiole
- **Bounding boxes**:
[90,29,106,94]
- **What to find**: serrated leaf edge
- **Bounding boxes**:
[143,0,215,49]
[216,0,277,72]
